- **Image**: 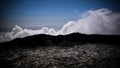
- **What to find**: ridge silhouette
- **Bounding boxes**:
[1,32,120,48]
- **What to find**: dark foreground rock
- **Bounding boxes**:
[1,33,120,68]
[0,44,120,68]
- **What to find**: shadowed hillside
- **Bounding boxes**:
[0,33,120,68]
[1,33,120,47]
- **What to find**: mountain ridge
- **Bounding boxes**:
[1,32,120,68]
[1,32,120,48]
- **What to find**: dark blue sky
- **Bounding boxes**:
[0,0,120,32]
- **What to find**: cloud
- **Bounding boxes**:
[0,8,120,42]
[60,8,120,35]
[0,25,57,42]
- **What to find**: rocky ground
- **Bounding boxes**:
[0,43,120,68]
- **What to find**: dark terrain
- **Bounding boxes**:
[0,33,120,68]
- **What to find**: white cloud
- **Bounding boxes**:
[0,8,120,42]
[59,8,120,35]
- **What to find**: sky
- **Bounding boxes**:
[0,0,120,32]
[0,0,120,42]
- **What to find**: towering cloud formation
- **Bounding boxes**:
[0,8,120,42]
[60,8,120,35]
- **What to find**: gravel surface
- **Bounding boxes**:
[0,44,120,68]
